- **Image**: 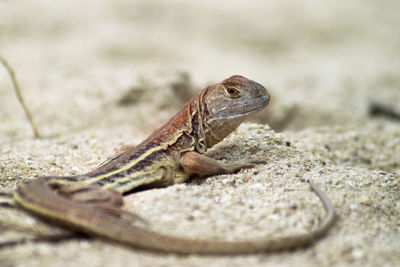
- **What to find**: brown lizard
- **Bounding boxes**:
[13,75,336,254]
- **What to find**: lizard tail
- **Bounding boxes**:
[14,179,335,254]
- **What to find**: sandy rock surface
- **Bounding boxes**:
[1,0,399,266]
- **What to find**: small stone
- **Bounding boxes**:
[70,144,79,149]
[89,139,97,145]
[349,204,358,211]
[359,195,372,206]
[352,248,365,259]
[221,178,230,185]
[71,166,81,173]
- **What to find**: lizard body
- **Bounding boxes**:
[13,75,336,254]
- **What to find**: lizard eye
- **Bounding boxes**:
[225,86,241,98]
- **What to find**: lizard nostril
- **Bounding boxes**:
[255,86,268,98]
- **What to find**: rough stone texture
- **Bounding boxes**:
[1,0,399,266]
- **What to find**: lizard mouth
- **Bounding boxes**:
[211,95,270,121]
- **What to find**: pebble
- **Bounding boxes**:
[349,204,358,211]
[359,195,372,205]
[71,166,81,173]
[352,248,365,259]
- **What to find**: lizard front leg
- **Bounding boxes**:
[180,151,257,176]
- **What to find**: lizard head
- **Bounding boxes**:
[206,75,270,120]
[203,75,270,146]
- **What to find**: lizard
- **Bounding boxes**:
[11,75,336,254]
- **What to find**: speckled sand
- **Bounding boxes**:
[1,1,399,266]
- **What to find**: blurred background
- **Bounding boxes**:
[1,2,400,265]
[0,0,399,138]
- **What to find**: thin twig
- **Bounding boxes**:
[369,101,400,120]
[0,55,41,138]
[0,233,78,249]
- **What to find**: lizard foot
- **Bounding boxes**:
[55,186,147,225]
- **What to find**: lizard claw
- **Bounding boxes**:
[223,159,264,173]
